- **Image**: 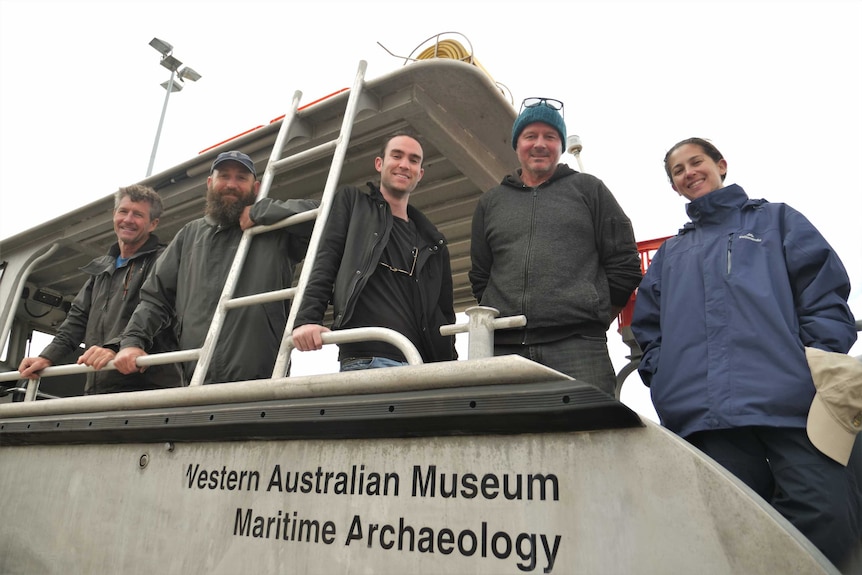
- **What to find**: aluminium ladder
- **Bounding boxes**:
[188,60,421,387]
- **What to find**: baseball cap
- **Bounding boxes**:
[210,150,256,177]
[805,346,862,466]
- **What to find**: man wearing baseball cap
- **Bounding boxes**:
[115,150,318,384]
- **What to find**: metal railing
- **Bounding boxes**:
[0,307,526,403]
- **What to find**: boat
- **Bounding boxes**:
[0,37,848,574]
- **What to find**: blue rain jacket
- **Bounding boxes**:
[631,184,856,437]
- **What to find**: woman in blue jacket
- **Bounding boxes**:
[631,137,860,568]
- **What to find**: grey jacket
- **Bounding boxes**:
[40,234,183,394]
[469,164,642,344]
[120,198,318,384]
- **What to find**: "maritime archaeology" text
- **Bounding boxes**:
[233,508,560,573]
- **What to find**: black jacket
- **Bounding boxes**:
[40,234,182,394]
[294,183,456,362]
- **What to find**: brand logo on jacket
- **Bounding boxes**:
[738,233,762,243]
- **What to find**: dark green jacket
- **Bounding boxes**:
[120,199,317,384]
[40,234,182,394]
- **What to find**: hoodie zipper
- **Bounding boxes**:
[520,187,539,344]
[726,235,733,275]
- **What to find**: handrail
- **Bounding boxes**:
[0,356,566,419]
[0,350,203,402]
[0,386,60,400]
[288,327,423,366]
[0,349,203,384]
[0,328,421,399]
[0,309,536,398]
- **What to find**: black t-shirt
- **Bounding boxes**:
[339,217,425,362]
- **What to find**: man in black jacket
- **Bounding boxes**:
[18,185,182,394]
[292,131,457,370]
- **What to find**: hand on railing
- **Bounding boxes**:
[77,346,116,371]
[239,206,256,230]
[0,349,201,385]
[114,347,149,374]
[291,324,332,351]
[286,327,423,365]
[18,356,54,380]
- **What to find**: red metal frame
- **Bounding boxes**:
[617,237,673,330]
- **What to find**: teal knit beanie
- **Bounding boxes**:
[511,103,567,150]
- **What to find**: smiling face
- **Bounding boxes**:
[376,135,424,199]
[206,161,259,226]
[666,143,728,201]
[113,196,158,253]
[516,122,563,187]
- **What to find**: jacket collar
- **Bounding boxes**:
[106,233,163,260]
[365,182,446,247]
[682,184,764,229]
[83,234,163,275]
[502,163,577,189]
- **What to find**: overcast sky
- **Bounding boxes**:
[1,1,860,420]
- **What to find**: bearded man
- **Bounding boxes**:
[115,151,318,384]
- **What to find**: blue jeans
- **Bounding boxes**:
[340,357,409,372]
[494,334,616,396]
[688,426,862,567]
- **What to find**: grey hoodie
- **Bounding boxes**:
[469,164,641,344]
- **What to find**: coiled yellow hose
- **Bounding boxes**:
[414,38,495,85]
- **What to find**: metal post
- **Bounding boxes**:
[439,306,527,360]
[465,306,501,359]
[146,71,175,177]
[23,376,40,402]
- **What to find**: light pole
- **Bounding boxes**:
[146,37,201,177]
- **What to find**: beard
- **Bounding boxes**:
[205,187,255,227]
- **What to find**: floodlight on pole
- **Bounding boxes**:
[159,54,183,73]
[160,80,183,93]
[146,38,201,177]
[178,67,202,82]
[149,37,173,56]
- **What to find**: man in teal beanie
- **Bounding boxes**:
[511,97,567,149]
[470,97,641,397]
